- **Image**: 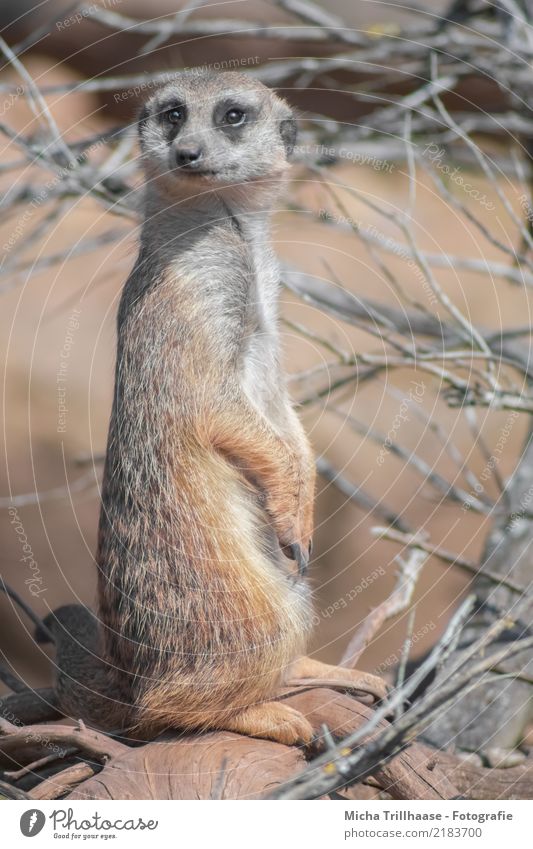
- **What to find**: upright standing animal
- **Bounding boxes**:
[42,72,386,744]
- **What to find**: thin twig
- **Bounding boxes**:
[341,548,428,668]
[371,526,527,596]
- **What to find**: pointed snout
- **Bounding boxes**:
[174,145,204,169]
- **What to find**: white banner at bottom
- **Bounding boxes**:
[3,799,532,848]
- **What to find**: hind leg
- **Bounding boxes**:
[285,656,388,701]
[221,701,313,746]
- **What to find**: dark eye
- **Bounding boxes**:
[224,108,245,126]
[165,107,185,124]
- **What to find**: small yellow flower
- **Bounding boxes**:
[366,22,401,38]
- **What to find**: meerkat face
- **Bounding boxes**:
[138,72,296,192]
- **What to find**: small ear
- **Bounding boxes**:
[280,114,297,157]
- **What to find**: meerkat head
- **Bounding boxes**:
[137,71,297,199]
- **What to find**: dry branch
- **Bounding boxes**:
[341,548,428,668]
[0,719,127,769]
[29,762,98,800]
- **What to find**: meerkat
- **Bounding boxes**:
[42,72,386,745]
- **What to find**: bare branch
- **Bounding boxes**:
[341,548,428,668]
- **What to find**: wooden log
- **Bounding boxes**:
[2,688,530,800]
[68,688,459,800]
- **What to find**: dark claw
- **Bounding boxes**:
[281,542,309,576]
[308,539,313,557]
[289,542,309,576]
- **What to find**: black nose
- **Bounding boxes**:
[175,146,203,167]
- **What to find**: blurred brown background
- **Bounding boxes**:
[1,0,527,695]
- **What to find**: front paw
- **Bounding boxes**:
[264,471,314,576]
